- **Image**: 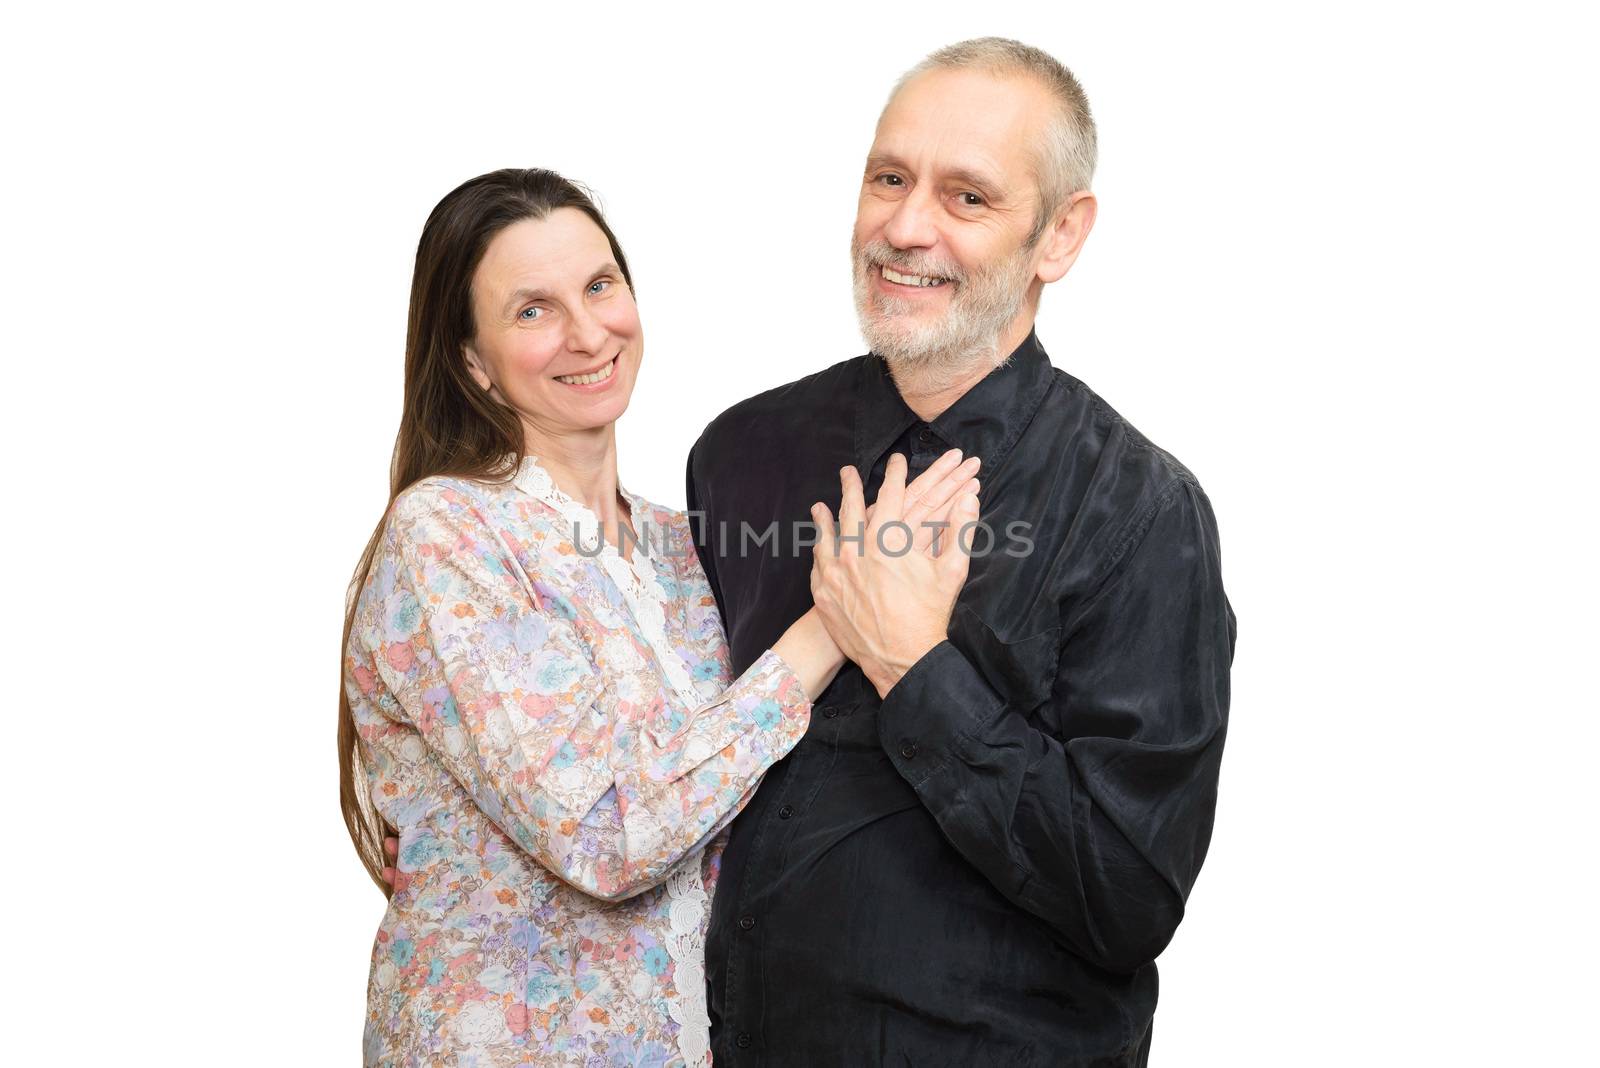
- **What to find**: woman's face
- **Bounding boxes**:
[463,207,642,437]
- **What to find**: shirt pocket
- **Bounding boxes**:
[949,600,1062,712]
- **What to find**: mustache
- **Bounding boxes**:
[855,239,965,284]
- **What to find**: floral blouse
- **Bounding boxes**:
[344,454,812,1067]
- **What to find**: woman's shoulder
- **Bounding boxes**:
[394,469,513,512]
[626,491,686,530]
[382,471,540,556]
[624,492,699,563]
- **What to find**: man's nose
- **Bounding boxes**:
[882,186,940,250]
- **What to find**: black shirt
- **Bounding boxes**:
[685,330,1235,1066]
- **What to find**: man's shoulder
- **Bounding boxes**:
[1034,365,1223,581]
[692,353,866,456]
[1044,366,1204,494]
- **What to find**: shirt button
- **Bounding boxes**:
[901,742,918,760]
[736,1033,753,1049]
[823,707,839,719]
[918,428,936,446]
[738,914,756,931]
[778,804,795,820]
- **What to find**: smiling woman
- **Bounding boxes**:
[333,168,859,1066]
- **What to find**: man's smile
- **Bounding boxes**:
[881,265,950,288]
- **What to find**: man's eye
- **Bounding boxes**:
[588,279,610,296]
[519,306,543,321]
[959,192,985,207]
[879,174,904,187]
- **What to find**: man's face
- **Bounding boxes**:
[852,68,1056,373]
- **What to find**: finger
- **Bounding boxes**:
[905,457,980,534]
[384,836,399,860]
[837,466,867,554]
[940,493,982,583]
[810,501,837,561]
[871,453,909,531]
[902,448,963,513]
[914,476,980,553]
[381,867,397,885]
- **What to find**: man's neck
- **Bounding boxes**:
[889,317,1036,422]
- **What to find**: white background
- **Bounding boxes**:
[3,2,1594,1064]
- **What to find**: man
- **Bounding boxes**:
[687,37,1236,1065]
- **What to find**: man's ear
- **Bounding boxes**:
[1036,190,1098,284]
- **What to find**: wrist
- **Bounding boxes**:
[866,633,945,699]
[777,610,846,700]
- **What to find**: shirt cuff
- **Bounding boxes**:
[876,639,1004,787]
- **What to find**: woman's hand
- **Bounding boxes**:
[809,452,982,699]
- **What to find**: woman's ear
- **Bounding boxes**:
[462,341,494,394]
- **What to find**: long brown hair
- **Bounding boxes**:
[339,168,635,894]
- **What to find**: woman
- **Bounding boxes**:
[338,168,980,1067]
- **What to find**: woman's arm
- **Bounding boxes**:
[346,483,814,902]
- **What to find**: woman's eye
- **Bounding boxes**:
[588,279,610,296]
[519,306,542,321]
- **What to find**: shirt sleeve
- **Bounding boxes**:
[874,478,1235,973]
[345,483,812,902]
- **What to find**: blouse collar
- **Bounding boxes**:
[509,453,653,558]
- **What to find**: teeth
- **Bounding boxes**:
[882,266,947,288]
[556,358,616,386]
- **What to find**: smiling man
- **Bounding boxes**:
[687,38,1236,1066]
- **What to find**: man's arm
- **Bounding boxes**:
[875,479,1235,973]
[685,442,728,627]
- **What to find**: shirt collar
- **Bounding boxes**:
[852,328,1056,475]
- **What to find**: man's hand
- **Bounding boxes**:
[381,835,405,892]
[810,452,981,699]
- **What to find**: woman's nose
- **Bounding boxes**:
[566,305,609,355]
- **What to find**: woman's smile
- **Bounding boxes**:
[553,353,619,391]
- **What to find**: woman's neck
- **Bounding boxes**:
[524,425,635,556]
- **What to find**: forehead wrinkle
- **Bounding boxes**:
[477,210,616,318]
[875,68,1054,198]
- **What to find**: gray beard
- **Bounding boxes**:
[851,238,1034,392]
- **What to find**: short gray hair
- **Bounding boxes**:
[888,37,1097,246]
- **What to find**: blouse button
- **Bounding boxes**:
[778,805,795,820]
[739,914,757,931]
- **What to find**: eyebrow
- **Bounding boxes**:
[864,153,1008,202]
[499,262,622,316]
